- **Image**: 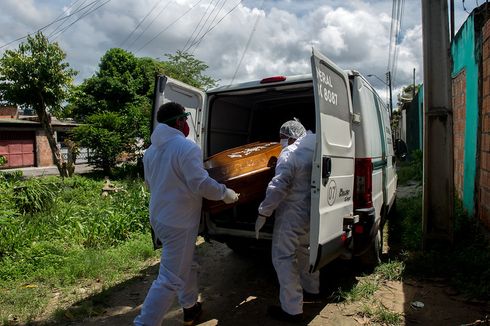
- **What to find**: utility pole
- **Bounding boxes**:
[386,71,393,117]
[421,0,454,248]
[367,73,393,116]
[413,68,416,100]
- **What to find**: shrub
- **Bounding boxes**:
[13,178,59,215]
[397,149,422,185]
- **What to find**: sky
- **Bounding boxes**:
[0,0,476,105]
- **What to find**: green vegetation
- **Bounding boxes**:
[396,149,422,185]
[374,260,404,282]
[0,32,76,177]
[338,278,379,302]
[390,164,490,300]
[0,174,159,324]
[69,48,218,175]
[0,155,6,166]
[335,161,489,325]
[359,302,403,325]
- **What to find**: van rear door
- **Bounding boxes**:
[152,75,205,146]
[310,48,355,272]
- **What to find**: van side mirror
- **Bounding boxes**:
[394,139,408,161]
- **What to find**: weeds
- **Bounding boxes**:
[375,260,405,281]
[0,174,158,323]
[337,278,379,302]
[397,149,422,185]
[359,301,403,325]
[389,171,490,300]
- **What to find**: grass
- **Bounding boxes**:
[335,159,490,324]
[338,278,379,302]
[390,191,490,300]
[397,150,422,185]
[374,260,404,281]
[359,302,403,325]
[0,172,161,325]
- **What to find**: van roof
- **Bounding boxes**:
[208,70,359,94]
[208,74,313,94]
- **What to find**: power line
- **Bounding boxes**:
[387,0,396,73]
[51,0,112,41]
[47,0,90,38]
[188,0,242,54]
[135,0,204,54]
[127,1,174,51]
[0,0,104,49]
[186,0,228,53]
[230,0,264,84]
[182,0,218,52]
[391,0,405,88]
[120,0,161,48]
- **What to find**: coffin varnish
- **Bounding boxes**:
[203,142,281,213]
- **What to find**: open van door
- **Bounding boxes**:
[309,48,355,272]
[152,75,205,146]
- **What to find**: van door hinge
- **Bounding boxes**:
[351,113,361,124]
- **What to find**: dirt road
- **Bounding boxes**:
[64,238,489,326]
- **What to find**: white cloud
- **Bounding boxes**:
[1,0,455,98]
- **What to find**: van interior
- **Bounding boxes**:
[203,82,316,236]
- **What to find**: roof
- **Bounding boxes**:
[0,117,80,127]
[0,105,18,119]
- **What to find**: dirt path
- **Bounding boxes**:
[60,238,489,326]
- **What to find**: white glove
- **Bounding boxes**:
[223,188,239,204]
[255,214,267,239]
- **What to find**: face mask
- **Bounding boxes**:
[280,139,289,148]
[182,120,190,137]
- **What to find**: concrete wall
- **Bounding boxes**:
[479,20,490,229]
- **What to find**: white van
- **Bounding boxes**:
[151,48,399,271]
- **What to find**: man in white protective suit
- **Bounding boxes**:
[134,102,239,326]
[255,119,320,323]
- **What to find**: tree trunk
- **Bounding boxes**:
[35,106,67,177]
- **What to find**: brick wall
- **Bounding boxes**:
[36,130,53,167]
[452,69,466,200]
[0,106,18,118]
[479,20,490,229]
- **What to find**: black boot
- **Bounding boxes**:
[267,305,303,323]
[183,302,202,326]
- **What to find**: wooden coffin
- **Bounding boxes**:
[203,142,281,214]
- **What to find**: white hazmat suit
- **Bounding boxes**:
[258,132,320,316]
[135,123,232,326]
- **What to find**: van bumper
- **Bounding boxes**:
[352,207,377,256]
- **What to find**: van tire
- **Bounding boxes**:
[357,229,381,269]
[387,198,398,220]
[225,240,250,255]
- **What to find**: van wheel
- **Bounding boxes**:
[387,198,398,220]
[357,230,381,270]
[225,239,271,257]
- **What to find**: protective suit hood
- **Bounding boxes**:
[151,123,184,147]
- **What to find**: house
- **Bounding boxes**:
[0,105,82,169]
[397,3,490,230]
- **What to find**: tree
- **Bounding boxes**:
[69,49,217,174]
[70,49,156,174]
[0,32,77,176]
[161,50,218,89]
[72,112,126,175]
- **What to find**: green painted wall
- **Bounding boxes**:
[451,14,479,216]
[405,86,423,152]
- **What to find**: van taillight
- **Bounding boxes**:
[354,158,373,208]
[260,76,286,84]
